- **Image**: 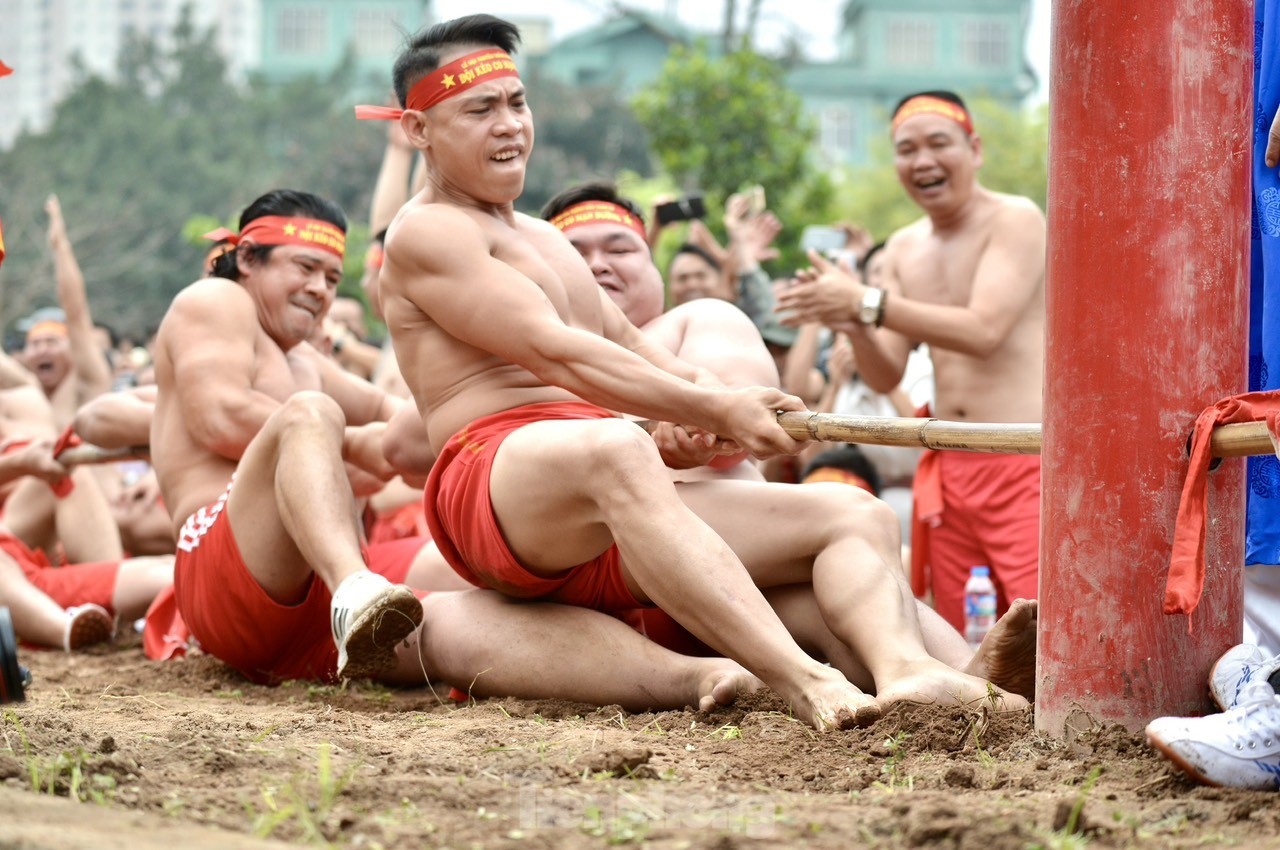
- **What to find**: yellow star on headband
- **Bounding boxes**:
[441,74,456,89]
[283,223,297,235]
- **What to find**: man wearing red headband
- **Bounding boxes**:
[777,89,1047,634]
[147,189,427,683]
[375,17,1025,728]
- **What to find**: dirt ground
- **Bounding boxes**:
[1,635,1277,850]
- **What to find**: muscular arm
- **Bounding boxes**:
[46,196,112,403]
[164,281,283,460]
[399,208,738,433]
[598,293,712,386]
[72,385,156,448]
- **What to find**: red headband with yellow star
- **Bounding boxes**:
[202,216,346,261]
[549,201,647,242]
[354,48,519,121]
[891,95,974,136]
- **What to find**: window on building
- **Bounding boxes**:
[277,7,327,55]
[962,20,1010,68]
[354,7,399,55]
[886,17,935,67]
[820,106,856,160]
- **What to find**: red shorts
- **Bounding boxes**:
[0,532,118,613]
[366,536,431,599]
[169,486,338,684]
[366,501,430,545]
[914,451,1040,631]
[423,401,643,613]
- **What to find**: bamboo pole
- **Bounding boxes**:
[51,418,1280,469]
[638,413,1276,459]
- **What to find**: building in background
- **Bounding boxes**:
[797,0,1036,165]
[530,0,1034,166]
[0,0,260,148]
[254,0,429,85]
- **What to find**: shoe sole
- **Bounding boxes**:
[67,609,115,651]
[1145,731,1222,788]
[336,587,423,680]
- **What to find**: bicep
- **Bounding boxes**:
[967,210,1045,328]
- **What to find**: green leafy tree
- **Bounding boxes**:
[517,72,654,214]
[632,44,836,273]
[632,45,817,204]
[0,9,385,338]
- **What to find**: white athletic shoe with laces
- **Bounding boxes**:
[1146,682,1280,790]
[1210,643,1280,711]
[330,571,423,681]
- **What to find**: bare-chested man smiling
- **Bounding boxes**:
[778,90,1045,632]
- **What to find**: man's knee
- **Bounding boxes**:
[272,391,345,435]
[807,482,900,549]
[578,419,664,483]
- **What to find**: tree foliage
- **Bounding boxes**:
[517,71,653,214]
[0,12,387,339]
[631,44,835,273]
[632,45,817,204]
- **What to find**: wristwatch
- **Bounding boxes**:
[856,287,886,327]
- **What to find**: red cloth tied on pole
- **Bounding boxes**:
[0,61,13,78]
[1165,390,1280,621]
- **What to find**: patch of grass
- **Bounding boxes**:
[2,711,116,803]
[581,804,651,845]
[243,743,359,845]
[871,731,913,792]
[706,723,742,741]
[1028,764,1104,850]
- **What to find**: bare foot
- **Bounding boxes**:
[790,673,882,731]
[877,660,1030,713]
[963,598,1038,702]
[694,661,764,712]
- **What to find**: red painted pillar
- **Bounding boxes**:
[1039,0,1252,734]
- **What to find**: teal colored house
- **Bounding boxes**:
[256,0,431,85]
[533,1,1033,167]
[793,0,1035,165]
[531,10,704,91]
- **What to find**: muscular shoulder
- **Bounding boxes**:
[990,192,1046,228]
[159,279,256,351]
[165,278,253,323]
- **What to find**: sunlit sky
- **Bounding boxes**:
[434,0,1053,102]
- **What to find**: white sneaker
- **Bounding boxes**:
[330,571,422,681]
[63,604,114,652]
[1146,683,1280,790]
[1209,643,1280,711]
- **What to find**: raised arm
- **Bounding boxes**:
[45,195,111,402]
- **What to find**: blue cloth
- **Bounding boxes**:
[1248,0,1280,564]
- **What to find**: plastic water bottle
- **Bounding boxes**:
[964,566,997,650]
